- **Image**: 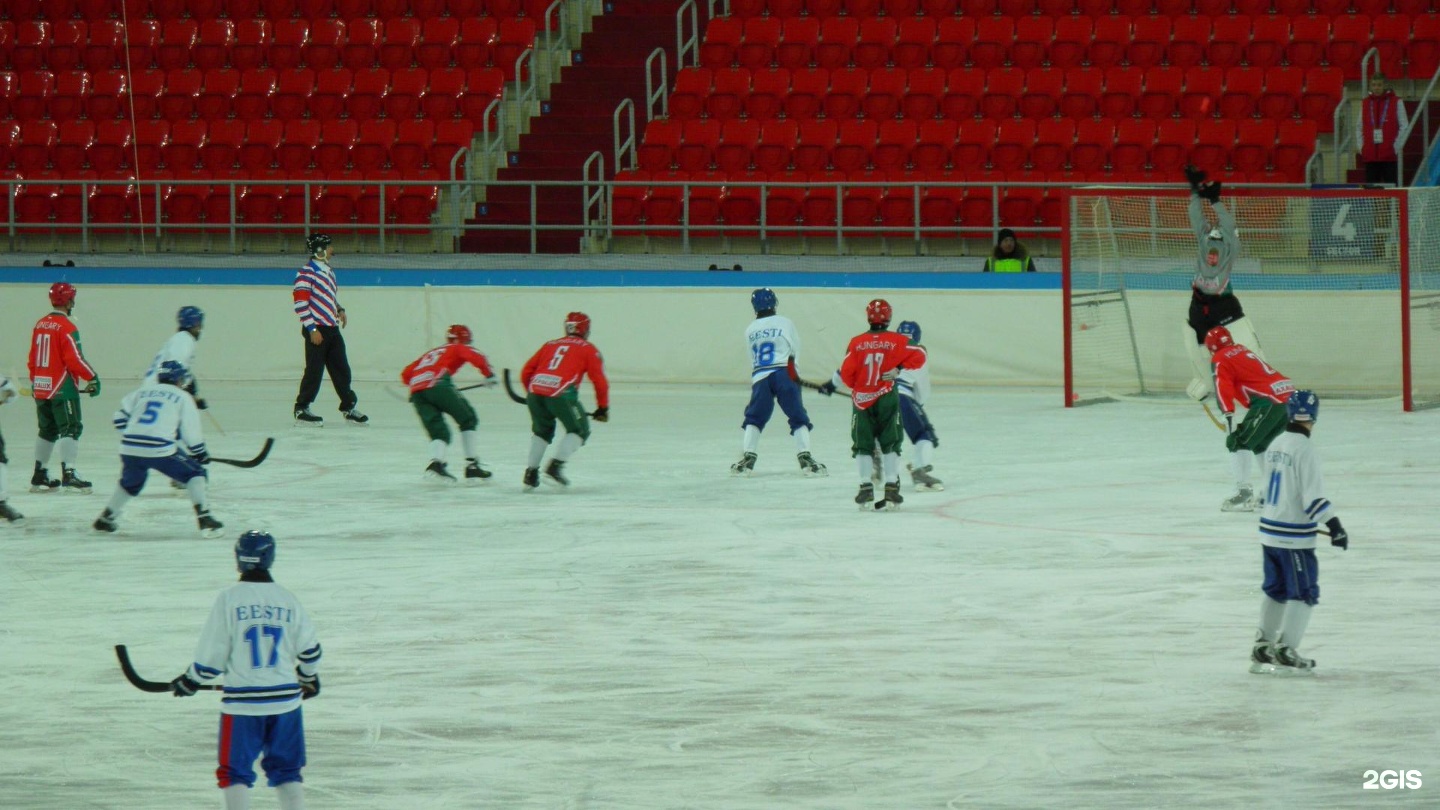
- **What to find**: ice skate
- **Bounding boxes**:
[196,507,224,539]
[30,463,59,493]
[908,464,944,491]
[730,452,757,476]
[294,407,324,427]
[60,465,91,494]
[464,460,492,482]
[1248,634,1279,675]
[342,408,369,426]
[855,482,875,509]
[797,452,827,477]
[425,460,457,483]
[522,467,540,491]
[874,481,904,511]
[93,508,118,533]
[1221,486,1257,512]
[544,459,569,487]
[0,501,25,527]
[1273,645,1315,676]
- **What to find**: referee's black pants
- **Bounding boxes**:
[296,326,357,412]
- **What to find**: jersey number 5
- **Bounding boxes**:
[243,624,284,669]
[136,400,163,425]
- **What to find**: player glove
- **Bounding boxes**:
[1199,181,1223,204]
[194,397,209,410]
[479,375,498,388]
[592,406,609,423]
[816,381,837,396]
[1326,517,1349,550]
[1183,164,1207,193]
[194,450,211,465]
[298,669,321,699]
[86,378,102,398]
[171,673,201,697]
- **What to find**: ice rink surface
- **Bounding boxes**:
[1,382,1437,809]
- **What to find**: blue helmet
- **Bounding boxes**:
[1287,390,1319,422]
[751,287,777,314]
[155,360,188,386]
[177,306,204,330]
[235,531,277,572]
[897,320,922,345]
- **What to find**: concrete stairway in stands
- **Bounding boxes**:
[461,0,693,253]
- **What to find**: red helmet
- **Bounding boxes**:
[446,324,473,345]
[866,298,892,326]
[1204,325,1234,354]
[565,311,591,338]
[49,282,77,309]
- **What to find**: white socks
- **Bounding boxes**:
[1280,601,1313,650]
[57,436,78,465]
[429,438,447,462]
[186,475,209,509]
[791,425,810,453]
[914,439,934,469]
[857,453,875,483]
[35,438,54,466]
[554,432,584,462]
[1257,596,1286,643]
[881,451,900,485]
[1230,449,1252,490]
[275,782,306,810]
[526,435,548,468]
[105,485,134,518]
[742,425,761,454]
[460,430,479,459]
[222,784,249,810]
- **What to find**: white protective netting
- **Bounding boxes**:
[1066,191,1407,405]
[1405,187,1440,410]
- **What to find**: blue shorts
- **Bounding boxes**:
[217,710,306,789]
[1261,545,1320,605]
[119,453,206,496]
[742,371,813,434]
[899,396,938,446]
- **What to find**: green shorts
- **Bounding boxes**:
[36,396,82,442]
[850,390,903,456]
[527,388,591,443]
[410,380,478,443]
[1227,398,1288,454]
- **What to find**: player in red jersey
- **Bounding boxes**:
[28,282,100,493]
[400,324,498,484]
[519,312,609,490]
[818,299,927,511]
[1207,325,1297,512]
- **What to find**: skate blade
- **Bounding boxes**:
[874,499,900,511]
[345,421,370,428]
[464,476,489,486]
[1248,662,1279,675]
[915,483,945,492]
[730,468,753,477]
[802,468,829,478]
[200,527,225,540]
[64,486,92,495]
[30,486,57,493]
[425,472,458,485]
[3,517,27,528]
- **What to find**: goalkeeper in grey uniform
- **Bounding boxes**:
[1182,165,1266,404]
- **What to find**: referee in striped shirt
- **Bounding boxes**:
[293,234,367,426]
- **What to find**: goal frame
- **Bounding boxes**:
[1061,187,1419,411]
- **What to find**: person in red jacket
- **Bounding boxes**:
[28,282,100,493]
[818,299,927,511]
[400,324,497,484]
[1207,324,1297,513]
[519,312,609,490]
[1356,73,1410,186]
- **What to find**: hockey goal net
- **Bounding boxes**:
[1063,188,1440,411]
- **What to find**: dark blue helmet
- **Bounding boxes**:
[155,360,188,386]
[897,320,921,345]
[751,288,777,314]
[235,531,276,572]
[1287,390,1319,423]
[177,306,204,330]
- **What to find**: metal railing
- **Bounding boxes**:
[1399,61,1440,185]
[613,98,637,174]
[677,0,701,71]
[644,47,669,123]
[582,151,606,248]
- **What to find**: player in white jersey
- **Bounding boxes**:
[732,288,827,477]
[0,375,24,526]
[92,361,223,538]
[1248,391,1349,677]
[171,531,322,810]
[895,321,942,491]
[143,306,207,408]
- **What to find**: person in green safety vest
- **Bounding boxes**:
[984,228,1036,273]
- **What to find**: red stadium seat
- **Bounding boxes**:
[913,119,957,172]
[1258,67,1302,120]
[1020,68,1063,120]
[234,68,278,120]
[1190,120,1235,175]
[715,119,760,173]
[699,17,741,70]
[1128,17,1171,69]
[1138,66,1183,119]
[90,120,135,174]
[200,120,244,171]
[1179,66,1224,119]
[11,22,51,73]
[311,68,352,121]
[1208,16,1251,70]
[305,20,347,72]
[346,67,390,121]
[231,20,270,73]
[1012,18,1054,71]
[832,119,876,172]
[87,70,127,121]
[1152,119,1197,176]
[1219,66,1264,119]
[991,119,1034,173]
[1301,66,1344,128]
[815,18,858,72]
[863,68,905,121]
[747,68,790,121]
[873,120,916,173]
[493,19,536,78]
[677,118,720,173]
[755,119,798,173]
[392,120,433,173]
[428,67,469,119]
[270,20,310,72]
[941,67,983,121]
[1089,17,1130,69]
[384,68,426,120]
[1232,119,1277,174]
[708,67,751,121]
[316,120,358,173]
[158,69,203,120]
[53,120,95,175]
[380,19,421,73]
[1071,119,1114,175]
[195,68,239,121]
[931,18,974,72]
[274,68,317,121]
[902,68,944,121]
[951,119,994,171]
[669,67,710,121]
[1031,118,1074,173]
[1168,16,1211,69]
[776,18,818,71]
[277,120,321,174]
[737,17,781,71]
[1328,15,1373,80]
[893,18,935,71]
[47,20,87,72]
[165,120,205,171]
[823,67,867,120]
[784,67,828,120]
[971,18,1014,71]
[128,68,165,120]
[430,118,472,172]
[239,120,283,173]
[1274,119,1318,175]
[83,20,124,72]
[1049,17,1092,70]
[794,119,837,172]
[1287,17,1330,70]
[343,19,383,73]
[193,20,235,73]
[1058,67,1101,120]
[352,120,396,172]
[1112,119,1156,175]
[455,18,498,71]
[853,18,896,72]
[51,70,90,121]
[1411,13,1440,79]
[158,20,199,72]
[14,70,54,122]
[981,68,1023,120]
[1371,14,1410,79]
[418,18,460,71]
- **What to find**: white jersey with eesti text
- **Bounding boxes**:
[112,382,206,459]
[1258,428,1335,551]
[185,580,322,717]
[746,314,801,384]
[142,330,198,385]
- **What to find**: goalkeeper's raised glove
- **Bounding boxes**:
[1199,181,1223,204]
[1326,517,1349,550]
[1184,164,1207,193]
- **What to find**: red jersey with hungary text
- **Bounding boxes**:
[28,311,98,400]
[838,329,927,410]
[400,343,495,393]
[1212,344,1295,415]
[521,336,610,408]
